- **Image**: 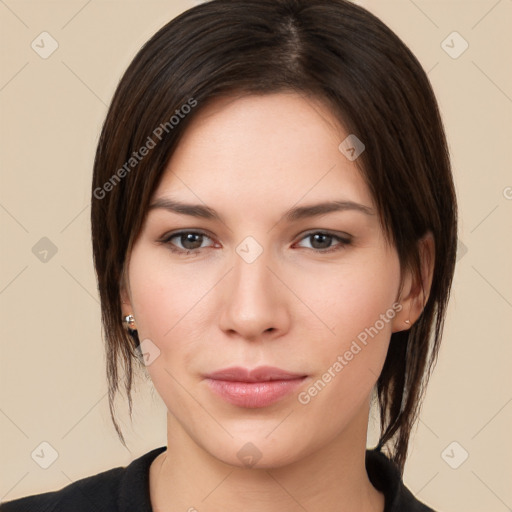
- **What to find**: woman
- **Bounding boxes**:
[1,0,457,510]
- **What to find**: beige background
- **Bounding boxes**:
[1,0,511,510]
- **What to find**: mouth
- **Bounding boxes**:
[204,366,308,408]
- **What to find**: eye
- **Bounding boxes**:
[159,230,352,256]
[160,231,215,254]
[295,231,352,253]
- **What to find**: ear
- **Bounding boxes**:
[119,269,133,318]
[391,232,435,333]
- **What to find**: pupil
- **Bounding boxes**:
[182,233,202,249]
[312,234,331,249]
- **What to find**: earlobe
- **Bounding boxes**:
[119,272,138,331]
[391,232,435,333]
[391,279,413,333]
[120,290,137,331]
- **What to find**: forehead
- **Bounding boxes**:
[153,93,373,212]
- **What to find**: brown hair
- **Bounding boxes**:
[91,0,457,473]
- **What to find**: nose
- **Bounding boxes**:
[218,245,291,342]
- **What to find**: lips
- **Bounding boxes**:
[206,366,306,382]
[204,366,308,408]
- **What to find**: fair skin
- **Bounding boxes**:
[121,92,434,512]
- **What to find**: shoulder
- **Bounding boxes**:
[0,446,167,512]
[365,448,437,512]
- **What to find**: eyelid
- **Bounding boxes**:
[159,228,353,255]
[159,229,215,247]
[292,230,353,252]
[295,229,352,243]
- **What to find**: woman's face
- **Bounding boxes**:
[122,92,408,467]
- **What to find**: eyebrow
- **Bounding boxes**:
[148,197,375,222]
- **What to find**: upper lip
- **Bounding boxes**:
[205,366,306,382]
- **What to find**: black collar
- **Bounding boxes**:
[118,446,435,511]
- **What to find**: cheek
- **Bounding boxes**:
[126,248,227,403]
[293,250,401,347]
[128,247,214,341]
[292,250,401,410]
[127,250,213,405]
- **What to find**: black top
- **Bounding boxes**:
[0,446,436,511]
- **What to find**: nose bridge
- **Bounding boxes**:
[219,237,289,339]
[233,240,272,295]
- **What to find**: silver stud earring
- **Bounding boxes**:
[123,314,137,331]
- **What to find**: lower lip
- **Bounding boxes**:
[206,377,307,408]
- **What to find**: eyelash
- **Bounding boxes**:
[158,230,352,256]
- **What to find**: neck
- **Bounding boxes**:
[149,405,384,512]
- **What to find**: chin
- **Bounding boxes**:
[200,430,317,470]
